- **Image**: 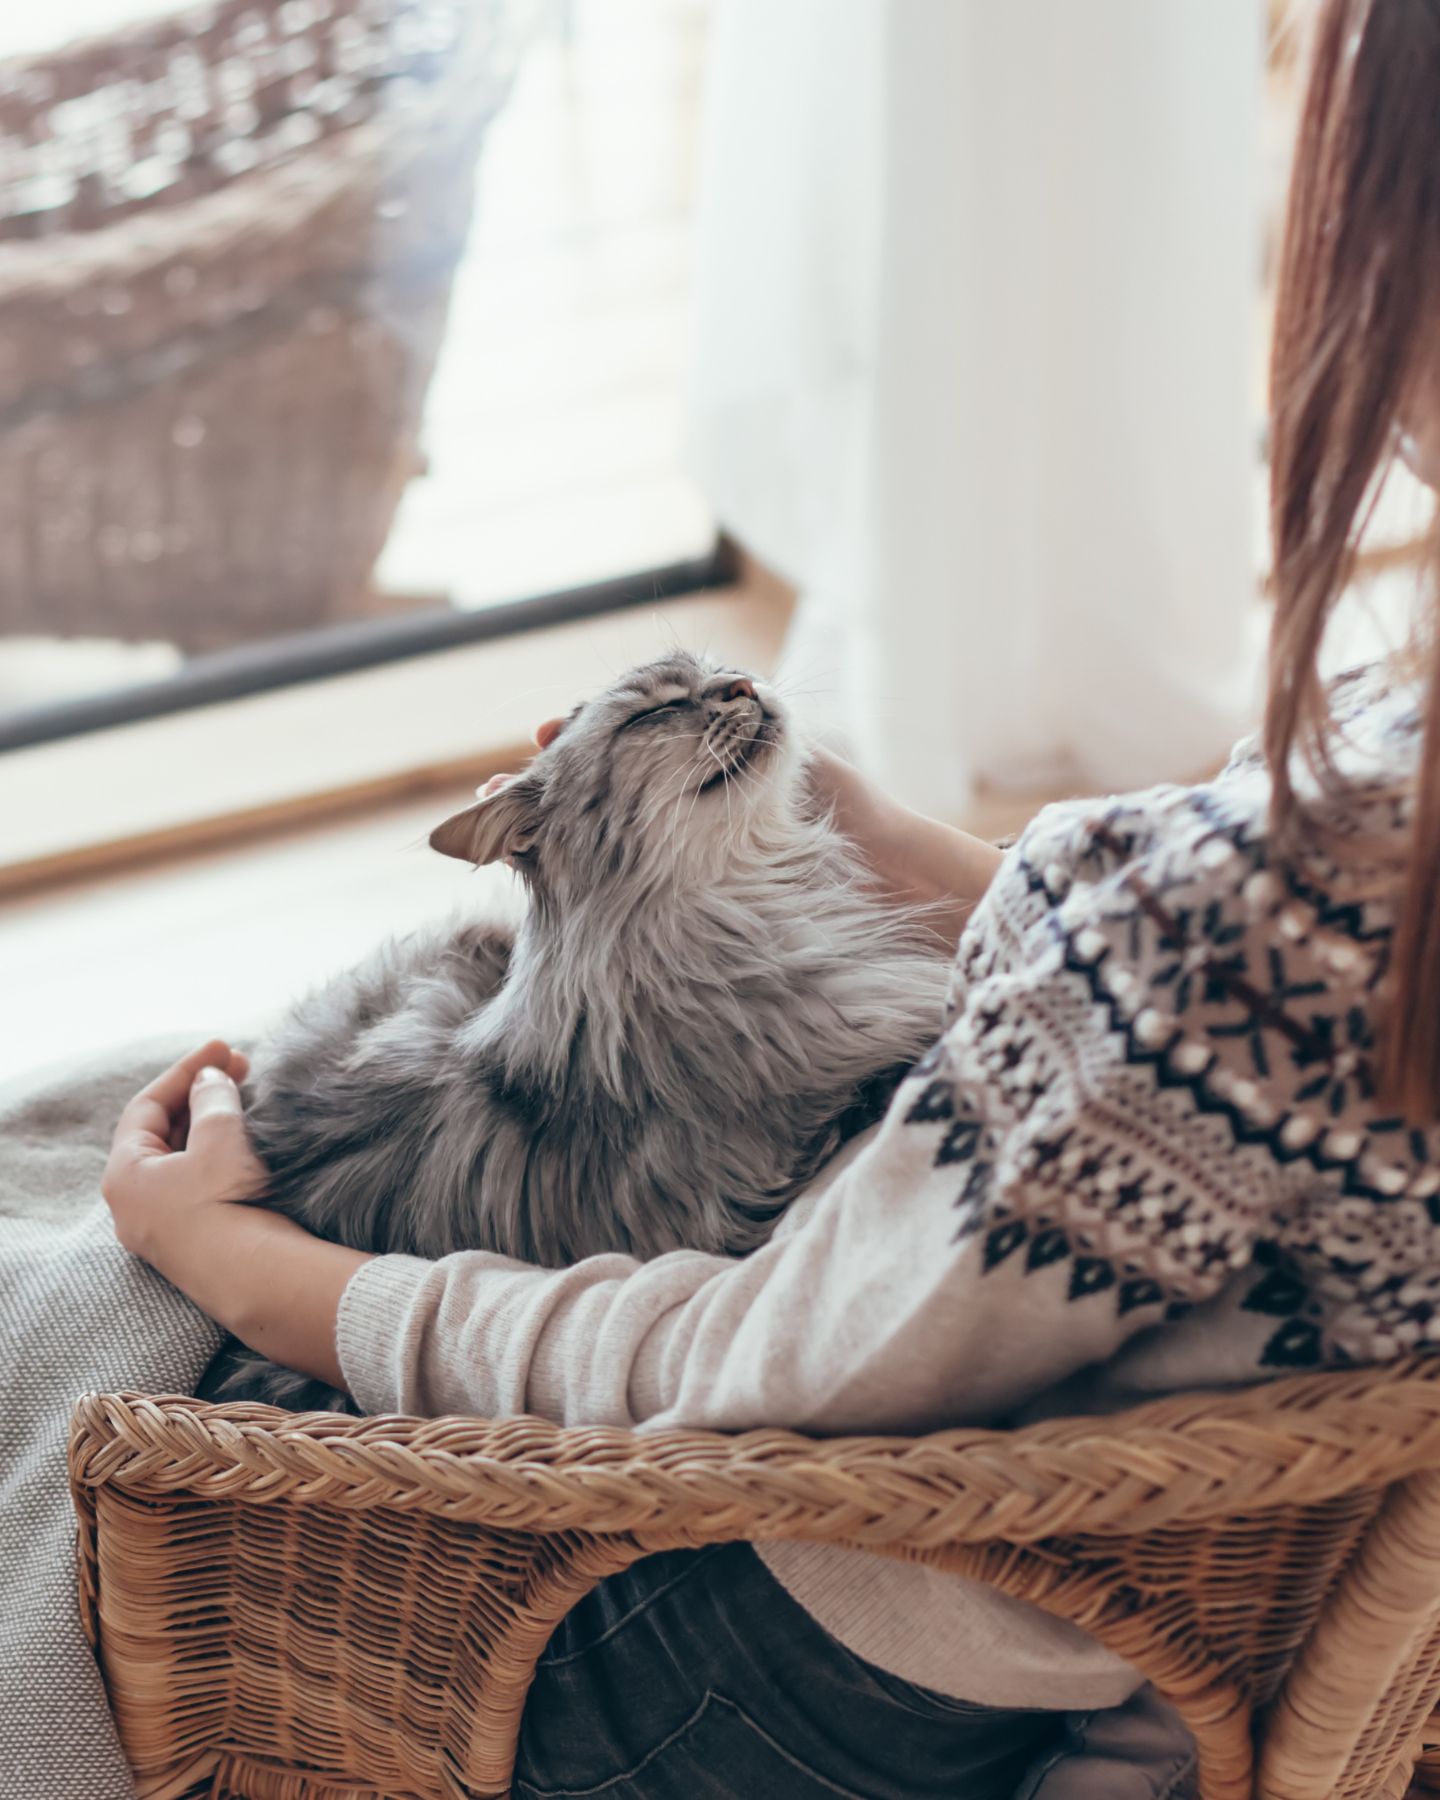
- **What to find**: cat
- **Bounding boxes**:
[208,651,953,1409]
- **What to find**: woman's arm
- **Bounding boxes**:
[807,746,1005,941]
[102,1044,371,1392]
[327,1023,1193,1434]
[182,1204,365,1392]
[105,1036,1166,1432]
[105,1008,1229,1441]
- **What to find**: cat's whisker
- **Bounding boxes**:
[670,730,732,890]
[652,757,697,838]
[672,745,718,899]
[656,740,717,893]
[658,737,711,817]
[709,726,774,813]
[770,654,838,694]
[771,682,837,707]
[652,611,685,657]
[703,737,735,834]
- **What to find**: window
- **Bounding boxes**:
[0,0,721,753]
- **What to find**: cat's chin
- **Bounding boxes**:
[698,728,778,794]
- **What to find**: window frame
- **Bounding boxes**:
[0,544,731,756]
[0,542,794,898]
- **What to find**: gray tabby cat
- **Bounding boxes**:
[213,652,952,1409]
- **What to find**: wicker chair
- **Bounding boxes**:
[67,1360,1440,1800]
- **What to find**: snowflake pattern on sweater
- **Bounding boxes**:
[909,663,1436,1374]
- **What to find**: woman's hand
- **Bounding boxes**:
[803,746,1006,942]
[102,1040,369,1391]
[102,1039,265,1267]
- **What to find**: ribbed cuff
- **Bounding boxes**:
[335,1253,434,1414]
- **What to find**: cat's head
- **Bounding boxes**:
[429,653,802,898]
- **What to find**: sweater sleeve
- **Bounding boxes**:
[335,1055,1177,1434]
[338,797,1279,1432]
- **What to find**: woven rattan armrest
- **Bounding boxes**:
[68,1361,1440,1799]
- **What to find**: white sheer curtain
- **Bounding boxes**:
[685,0,1265,819]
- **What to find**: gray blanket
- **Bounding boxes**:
[0,1044,221,1800]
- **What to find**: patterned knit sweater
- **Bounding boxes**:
[336,663,1431,1709]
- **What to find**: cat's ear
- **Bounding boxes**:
[430,775,542,866]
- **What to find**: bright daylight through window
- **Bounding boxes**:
[0,0,716,744]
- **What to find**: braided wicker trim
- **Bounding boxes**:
[69,1358,1440,1548]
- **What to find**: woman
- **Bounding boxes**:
[101,1,1440,1794]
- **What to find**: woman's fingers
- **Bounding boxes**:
[472,718,565,802]
[140,1039,234,1107]
[165,1052,248,1151]
[120,1040,248,1151]
[118,1039,232,1146]
[173,1048,250,1144]
[188,1066,244,1144]
[186,1066,270,1198]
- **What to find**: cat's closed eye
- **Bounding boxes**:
[619,701,687,731]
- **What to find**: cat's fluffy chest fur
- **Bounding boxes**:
[217,654,952,1408]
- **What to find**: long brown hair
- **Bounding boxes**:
[1268,0,1440,1120]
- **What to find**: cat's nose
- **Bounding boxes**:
[715,677,756,704]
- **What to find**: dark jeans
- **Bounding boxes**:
[514,1543,1073,1799]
